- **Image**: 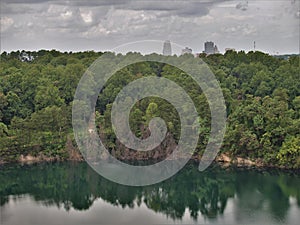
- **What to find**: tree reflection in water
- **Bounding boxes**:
[0,162,299,222]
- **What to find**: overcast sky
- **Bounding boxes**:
[0,0,299,54]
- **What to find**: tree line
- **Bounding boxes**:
[0,50,299,168]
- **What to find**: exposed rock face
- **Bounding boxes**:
[236,157,255,166]
[216,153,265,167]
[66,137,83,161]
[5,128,272,169]
[216,153,232,163]
[112,132,177,161]
[20,155,38,162]
[95,126,269,167]
[19,154,57,164]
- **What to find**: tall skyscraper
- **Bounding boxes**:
[163,40,172,56]
[204,41,215,55]
[204,41,219,55]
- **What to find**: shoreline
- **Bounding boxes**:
[0,152,298,171]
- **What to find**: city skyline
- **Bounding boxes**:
[3,39,299,57]
[0,0,299,54]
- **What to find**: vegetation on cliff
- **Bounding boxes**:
[0,50,299,168]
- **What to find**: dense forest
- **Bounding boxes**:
[0,50,299,168]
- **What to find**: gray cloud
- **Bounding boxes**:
[0,0,299,54]
[1,0,51,3]
[1,2,48,14]
[236,1,248,11]
[1,0,225,16]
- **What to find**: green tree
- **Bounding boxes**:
[145,102,159,124]
[0,122,8,137]
[34,83,64,111]
[277,136,300,168]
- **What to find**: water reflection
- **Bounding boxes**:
[0,162,299,225]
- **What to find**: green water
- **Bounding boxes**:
[0,162,299,225]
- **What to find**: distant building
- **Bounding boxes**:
[225,48,236,52]
[214,45,219,54]
[181,47,192,55]
[163,40,172,56]
[19,51,34,62]
[204,41,215,55]
[203,41,219,55]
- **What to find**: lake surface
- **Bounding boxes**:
[0,162,299,225]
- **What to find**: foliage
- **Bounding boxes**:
[0,50,299,168]
[277,136,300,168]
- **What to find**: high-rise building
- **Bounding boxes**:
[204,41,215,55]
[204,41,219,55]
[214,45,219,54]
[163,40,172,56]
[181,47,192,55]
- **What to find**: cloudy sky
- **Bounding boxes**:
[0,0,299,54]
